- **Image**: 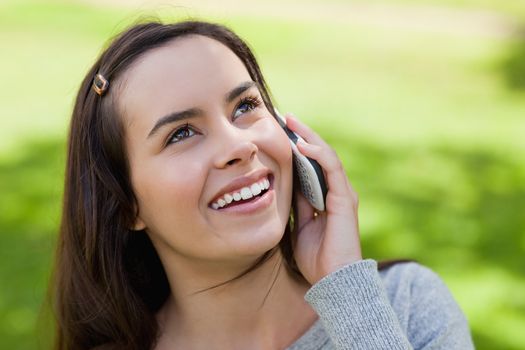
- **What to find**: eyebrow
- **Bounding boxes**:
[226,80,256,103]
[147,80,257,139]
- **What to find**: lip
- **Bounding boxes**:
[209,168,272,206]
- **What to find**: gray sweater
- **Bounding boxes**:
[287,260,474,349]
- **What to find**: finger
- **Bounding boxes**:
[295,140,337,172]
[286,114,346,188]
[285,115,329,149]
[286,113,359,204]
[296,140,357,200]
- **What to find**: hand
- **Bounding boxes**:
[286,114,362,285]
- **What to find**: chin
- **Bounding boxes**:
[232,219,287,258]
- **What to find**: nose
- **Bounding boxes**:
[213,125,258,169]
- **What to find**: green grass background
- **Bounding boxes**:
[0,0,524,348]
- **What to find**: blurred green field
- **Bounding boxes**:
[0,0,524,349]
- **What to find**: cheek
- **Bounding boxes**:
[256,119,294,203]
[259,119,293,173]
[132,157,207,231]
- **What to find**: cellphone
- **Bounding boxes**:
[273,109,328,211]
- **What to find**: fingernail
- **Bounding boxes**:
[296,139,307,147]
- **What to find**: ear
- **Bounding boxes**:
[132,216,147,231]
[131,207,147,231]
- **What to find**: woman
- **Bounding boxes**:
[51,20,474,349]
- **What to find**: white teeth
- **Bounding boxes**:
[240,187,253,200]
[211,176,272,209]
[260,178,269,190]
[250,183,261,195]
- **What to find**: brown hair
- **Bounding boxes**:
[51,20,303,350]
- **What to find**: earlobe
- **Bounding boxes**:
[132,216,147,231]
[131,203,147,231]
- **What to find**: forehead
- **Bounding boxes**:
[117,35,251,125]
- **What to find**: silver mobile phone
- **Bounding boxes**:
[274,109,327,211]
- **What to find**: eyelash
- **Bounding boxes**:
[166,95,263,146]
[233,95,262,119]
[166,122,195,146]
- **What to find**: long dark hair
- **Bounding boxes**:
[51,20,304,350]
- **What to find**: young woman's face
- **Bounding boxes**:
[119,35,293,264]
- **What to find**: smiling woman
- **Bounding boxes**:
[50,20,474,350]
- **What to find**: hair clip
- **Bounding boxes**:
[93,73,109,96]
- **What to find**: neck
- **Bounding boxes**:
[155,251,318,350]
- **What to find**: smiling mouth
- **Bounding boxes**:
[210,174,273,210]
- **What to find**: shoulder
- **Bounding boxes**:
[377,261,461,321]
[378,261,458,312]
[378,260,446,297]
[378,261,474,349]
